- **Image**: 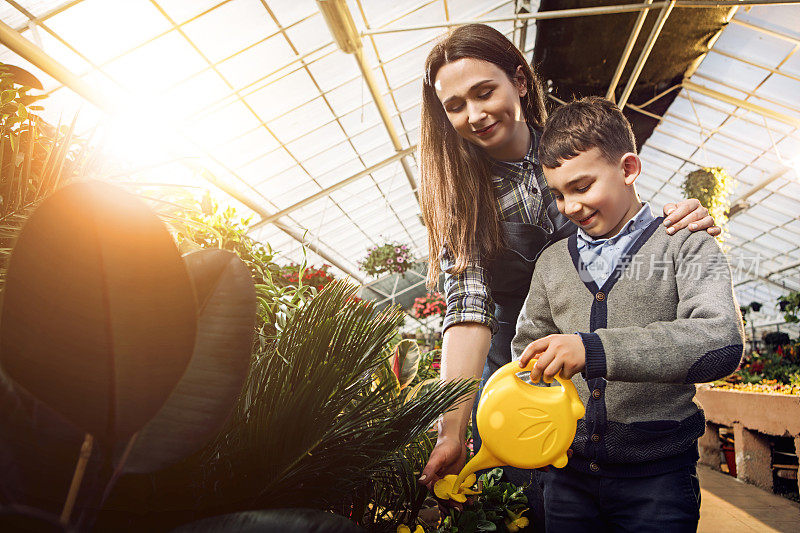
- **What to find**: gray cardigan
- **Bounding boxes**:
[511,217,745,477]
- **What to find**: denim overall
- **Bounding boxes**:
[473,195,576,529]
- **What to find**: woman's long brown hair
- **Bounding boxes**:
[420,24,548,289]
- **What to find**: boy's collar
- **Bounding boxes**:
[577,202,654,244]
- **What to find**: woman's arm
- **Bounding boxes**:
[419,322,491,489]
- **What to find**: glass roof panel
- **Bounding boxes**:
[283,13,333,54]
[296,139,360,177]
[103,31,208,93]
[216,33,297,90]
[305,52,361,93]
[47,0,171,64]
[244,68,320,122]
[180,0,278,64]
[269,97,338,143]
[156,0,227,25]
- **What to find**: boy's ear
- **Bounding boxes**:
[621,153,641,185]
[514,65,528,98]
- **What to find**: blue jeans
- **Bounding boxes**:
[539,464,701,532]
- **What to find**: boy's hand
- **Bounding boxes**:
[662,199,720,236]
[519,334,586,382]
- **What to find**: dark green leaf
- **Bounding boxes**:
[0,181,196,440]
[124,249,256,473]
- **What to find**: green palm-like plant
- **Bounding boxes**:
[191,280,474,522]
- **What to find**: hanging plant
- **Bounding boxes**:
[358,241,415,277]
[413,292,446,320]
[681,167,734,243]
[778,291,800,324]
[279,262,336,291]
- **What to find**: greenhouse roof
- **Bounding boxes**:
[1,0,798,332]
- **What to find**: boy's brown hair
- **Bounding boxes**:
[538,96,636,169]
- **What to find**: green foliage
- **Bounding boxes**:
[778,291,800,324]
[359,241,415,277]
[764,331,790,348]
[0,64,86,291]
[277,262,337,290]
[161,192,318,347]
[149,281,475,524]
[414,348,442,384]
[681,167,733,244]
[436,469,530,533]
[735,344,800,385]
[167,192,281,285]
[98,236,474,530]
[391,339,423,389]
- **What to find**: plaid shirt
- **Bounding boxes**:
[440,128,554,335]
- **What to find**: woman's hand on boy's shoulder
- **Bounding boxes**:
[662,199,721,236]
[519,334,586,382]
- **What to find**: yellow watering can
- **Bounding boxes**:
[435,360,586,501]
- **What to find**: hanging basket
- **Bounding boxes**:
[358,241,415,277]
[681,167,733,242]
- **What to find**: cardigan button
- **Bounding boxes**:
[595,291,605,302]
[590,462,600,472]
[591,434,601,442]
[592,389,601,399]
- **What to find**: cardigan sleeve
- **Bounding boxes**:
[511,264,561,361]
[580,232,745,384]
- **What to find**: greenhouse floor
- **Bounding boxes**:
[698,465,799,532]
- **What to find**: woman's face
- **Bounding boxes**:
[433,58,528,159]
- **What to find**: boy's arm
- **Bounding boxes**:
[581,233,745,384]
[511,266,561,361]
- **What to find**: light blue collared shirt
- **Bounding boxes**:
[576,202,656,287]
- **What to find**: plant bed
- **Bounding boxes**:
[696,385,800,439]
[696,385,800,497]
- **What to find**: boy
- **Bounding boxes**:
[511,96,745,531]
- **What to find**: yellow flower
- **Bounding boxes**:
[505,509,530,532]
[396,525,425,533]
[433,473,481,502]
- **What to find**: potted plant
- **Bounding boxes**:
[359,241,415,277]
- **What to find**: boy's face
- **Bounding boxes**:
[544,147,642,239]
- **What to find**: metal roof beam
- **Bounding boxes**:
[0,17,365,283]
[249,145,417,231]
[731,17,800,47]
[682,80,800,129]
[607,0,653,102]
[361,2,668,35]
[318,0,419,205]
[618,1,675,109]
[12,0,87,32]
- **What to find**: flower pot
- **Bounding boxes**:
[721,444,737,477]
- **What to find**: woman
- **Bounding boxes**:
[416,23,718,525]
